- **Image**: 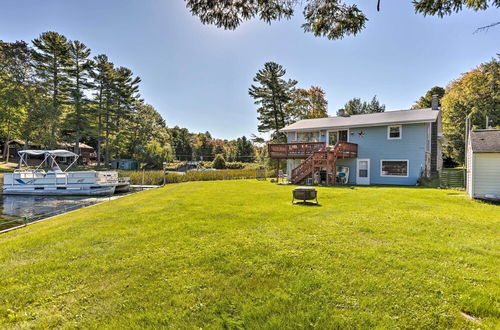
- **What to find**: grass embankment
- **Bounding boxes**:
[0,181,498,328]
[120,169,267,185]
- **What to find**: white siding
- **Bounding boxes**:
[472,153,500,198]
[466,139,473,196]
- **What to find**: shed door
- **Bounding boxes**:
[356,159,370,185]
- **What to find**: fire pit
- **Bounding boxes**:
[292,186,318,205]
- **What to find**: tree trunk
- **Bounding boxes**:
[51,56,58,145]
[96,84,103,166]
[3,138,11,163]
[104,99,110,168]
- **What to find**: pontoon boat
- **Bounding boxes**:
[2,150,122,196]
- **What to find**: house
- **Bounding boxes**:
[59,142,97,164]
[466,129,500,200]
[268,99,443,186]
[2,140,41,161]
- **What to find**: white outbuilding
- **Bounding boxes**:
[466,129,500,200]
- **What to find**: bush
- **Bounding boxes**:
[212,154,226,169]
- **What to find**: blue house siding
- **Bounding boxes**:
[346,123,427,185]
[286,123,428,185]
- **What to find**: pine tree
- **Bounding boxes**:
[32,31,71,146]
[366,95,385,113]
[110,66,141,161]
[249,62,297,141]
[66,40,93,155]
[91,54,113,166]
[343,95,385,115]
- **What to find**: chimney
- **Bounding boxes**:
[431,94,439,110]
[337,109,346,117]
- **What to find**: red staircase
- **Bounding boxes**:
[290,141,358,185]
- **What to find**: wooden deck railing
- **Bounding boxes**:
[290,141,358,184]
[268,142,326,159]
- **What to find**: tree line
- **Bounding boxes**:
[0,32,263,168]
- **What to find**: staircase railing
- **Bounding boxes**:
[290,141,358,184]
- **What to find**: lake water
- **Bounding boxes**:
[0,194,126,231]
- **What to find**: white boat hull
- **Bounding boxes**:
[2,185,116,196]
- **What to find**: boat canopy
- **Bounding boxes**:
[18,149,78,158]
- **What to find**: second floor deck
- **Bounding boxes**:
[268,141,358,159]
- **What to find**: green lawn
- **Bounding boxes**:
[0,181,498,328]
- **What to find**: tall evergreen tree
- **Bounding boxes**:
[66,40,93,154]
[91,54,113,165]
[366,95,385,113]
[343,95,385,115]
[110,66,141,161]
[31,32,70,146]
[170,126,193,161]
[249,62,297,141]
[235,136,254,162]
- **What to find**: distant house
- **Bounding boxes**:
[268,98,443,186]
[59,142,97,165]
[111,159,139,170]
[466,129,500,200]
[2,140,42,163]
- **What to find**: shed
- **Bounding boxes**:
[111,159,139,171]
[466,129,500,200]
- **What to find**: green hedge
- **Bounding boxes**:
[120,169,269,185]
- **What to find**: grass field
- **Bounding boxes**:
[0,181,498,328]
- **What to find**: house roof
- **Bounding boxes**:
[470,129,500,153]
[280,108,439,132]
[59,142,94,149]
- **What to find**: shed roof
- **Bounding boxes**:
[470,129,500,153]
[280,108,439,132]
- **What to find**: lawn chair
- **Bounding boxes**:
[336,166,350,184]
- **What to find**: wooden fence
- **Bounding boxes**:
[439,169,465,188]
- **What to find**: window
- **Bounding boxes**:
[387,125,402,139]
[381,160,409,177]
[328,130,348,145]
[297,131,319,142]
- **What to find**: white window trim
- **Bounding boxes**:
[380,159,409,177]
[387,125,402,140]
[327,129,350,146]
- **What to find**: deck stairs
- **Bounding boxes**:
[290,141,358,185]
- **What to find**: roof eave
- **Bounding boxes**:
[280,119,437,132]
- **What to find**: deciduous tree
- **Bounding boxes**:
[412,86,445,109]
[441,58,500,163]
[288,86,328,120]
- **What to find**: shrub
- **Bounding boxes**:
[212,154,226,169]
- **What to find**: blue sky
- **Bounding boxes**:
[1,1,499,139]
